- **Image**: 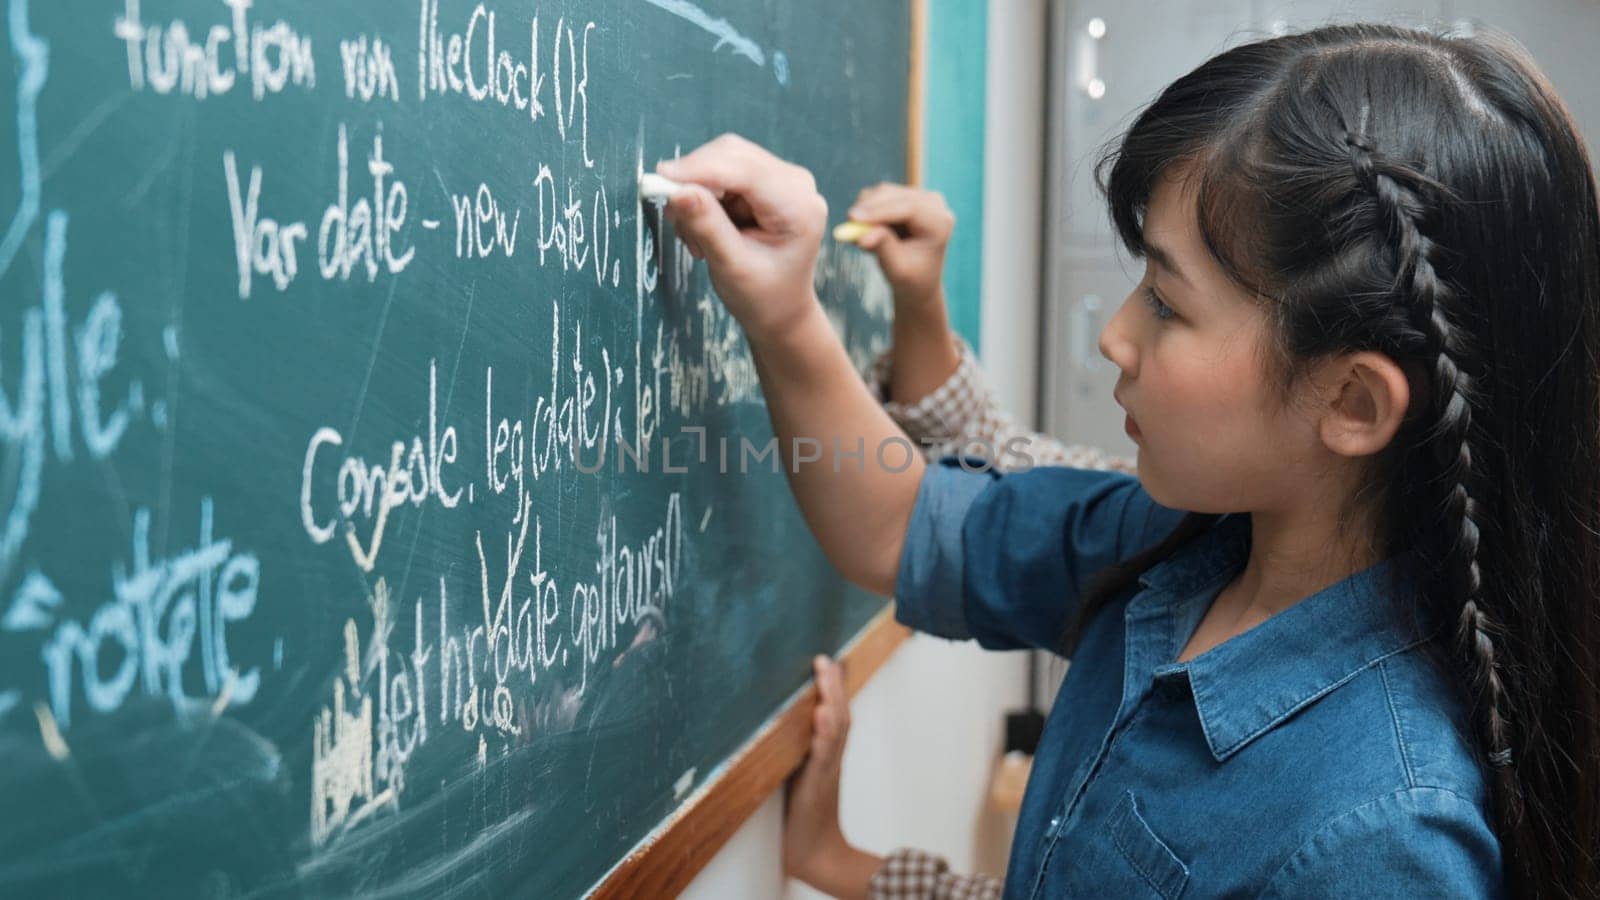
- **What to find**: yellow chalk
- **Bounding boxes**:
[832,220,873,244]
[34,702,69,762]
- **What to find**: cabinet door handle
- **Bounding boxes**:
[1076,17,1106,99]
[1069,293,1104,396]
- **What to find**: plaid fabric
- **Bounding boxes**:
[866,335,1137,475]
[867,847,1002,900]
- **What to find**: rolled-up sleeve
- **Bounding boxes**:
[893,456,1184,653]
[892,458,1000,641]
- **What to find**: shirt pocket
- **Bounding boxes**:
[1106,790,1190,900]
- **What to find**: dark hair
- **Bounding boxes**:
[1061,22,1600,897]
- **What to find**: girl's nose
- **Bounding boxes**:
[1098,296,1138,376]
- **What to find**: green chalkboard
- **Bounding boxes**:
[0,0,909,895]
[924,0,986,350]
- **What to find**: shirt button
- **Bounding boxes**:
[1047,814,1062,833]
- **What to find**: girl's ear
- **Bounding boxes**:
[1315,351,1411,459]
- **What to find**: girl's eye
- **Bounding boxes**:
[1142,286,1176,321]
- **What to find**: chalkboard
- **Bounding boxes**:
[0,0,912,895]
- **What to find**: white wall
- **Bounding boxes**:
[684,638,1028,899]
[979,1,1047,418]
[681,2,1048,896]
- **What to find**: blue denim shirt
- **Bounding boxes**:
[895,458,1504,898]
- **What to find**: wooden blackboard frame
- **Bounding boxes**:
[591,2,926,894]
[593,609,911,896]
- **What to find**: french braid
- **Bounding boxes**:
[1341,127,1520,787]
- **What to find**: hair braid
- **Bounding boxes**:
[1342,128,1521,787]
[1089,24,1600,894]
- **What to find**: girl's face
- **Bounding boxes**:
[1098,168,1328,516]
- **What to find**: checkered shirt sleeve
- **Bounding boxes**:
[867,847,1003,900]
[865,335,1137,475]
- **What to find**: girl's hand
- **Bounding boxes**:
[848,183,956,311]
[784,655,855,886]
[658,135,829,346]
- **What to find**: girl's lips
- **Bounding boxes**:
[1125,414,1141,440]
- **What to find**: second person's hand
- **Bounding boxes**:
[657,134,829,346]
[848,183,956,311]
[848,183,962,404]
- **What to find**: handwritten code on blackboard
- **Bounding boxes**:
[0,0,910,895]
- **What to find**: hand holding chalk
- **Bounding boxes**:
[638,172,686,203]
[842,183,955,309]
[654,134,828,346]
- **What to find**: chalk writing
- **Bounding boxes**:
[340,32,400,102]
[416,3,594,167]
[317,123,416,283]
[450,180,520,259]
[300,358,462,570]
[533,164,620,285]
[224,150,309,299]
[1,0,898,882]
[1,212,148,586]
[2,499,261,730]
[307,484,682,845]
[115,0,317,101]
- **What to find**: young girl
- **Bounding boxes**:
[658,22,1600,898]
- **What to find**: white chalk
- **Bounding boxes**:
[638,172,686,202]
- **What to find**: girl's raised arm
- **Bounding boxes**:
[659,136,926,596]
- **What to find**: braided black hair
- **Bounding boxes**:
[1061,23,1600,897]
[1337,124,1517,771]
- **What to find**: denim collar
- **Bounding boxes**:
[1136,513,1440,762]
